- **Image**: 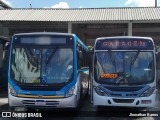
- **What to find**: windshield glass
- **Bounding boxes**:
[94,51,155,85]
[11,46,73,84]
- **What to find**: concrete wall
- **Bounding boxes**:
[71,22,160,46]
[0,22,9,37]
[1,21,160,46]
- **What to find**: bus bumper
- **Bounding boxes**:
[9,94,77,109]
[93,92,156,108]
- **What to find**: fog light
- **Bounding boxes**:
[141,100,152,104]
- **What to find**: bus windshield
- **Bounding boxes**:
[11,46,73,85]
[94,51,155,85]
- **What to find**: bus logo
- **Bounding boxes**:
[2,112,11,117]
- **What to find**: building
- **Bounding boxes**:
[0,7,160,46]
[0,0,11,9]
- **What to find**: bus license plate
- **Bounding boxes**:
[35,100,46,106]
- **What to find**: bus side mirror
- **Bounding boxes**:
[88,46,94,54]
[79,50,83,60]
[77,50,83,60]
[155,46,160,54]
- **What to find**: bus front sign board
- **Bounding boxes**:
[95,38,154,50]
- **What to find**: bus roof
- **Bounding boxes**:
[12,32,88,51]
[13,32,76,37]
[95,36,153,43]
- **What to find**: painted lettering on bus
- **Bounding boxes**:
[102,40,146,47]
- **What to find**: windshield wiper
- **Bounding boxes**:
[108,50,116,72]
[131,51,140,65]
[46,48,57,65]
[130,51,140,72]
[25,48,40,71]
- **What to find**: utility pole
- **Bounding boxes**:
[30,4,32,8]
[155,0,157,7]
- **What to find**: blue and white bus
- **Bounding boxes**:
[8,32,89,110]
[92,36,156,108]
[0,37,9,89]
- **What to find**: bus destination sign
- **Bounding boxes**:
[95,38,154,50]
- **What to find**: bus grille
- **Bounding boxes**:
[105,86,143,92]
[113,99,134,103]
[19,85,62,91]
[110,93,122,96]
[22,100,59,107]
[110,93,138,97]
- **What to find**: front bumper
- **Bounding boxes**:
[93,91,156,108]
[9,94,77,109]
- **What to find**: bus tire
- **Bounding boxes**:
[75,87,83,111]
[86,81,90,96]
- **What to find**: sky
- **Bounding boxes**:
[1,0,160,8]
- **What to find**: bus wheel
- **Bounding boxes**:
[75,87,83,111]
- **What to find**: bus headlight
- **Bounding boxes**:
[140,86,155,97]
[9,84,17,96]
[94,86,107,96]
[65,86,75,98]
